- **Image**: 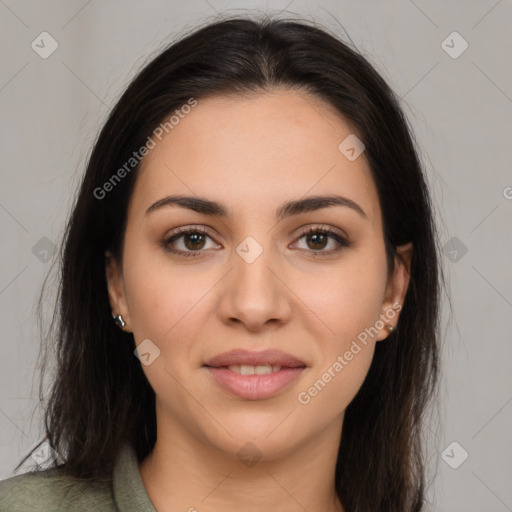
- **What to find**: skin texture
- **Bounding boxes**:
[105,89,412,512]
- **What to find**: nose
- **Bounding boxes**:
[216,240,292,332]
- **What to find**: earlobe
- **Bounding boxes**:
[105,250,131,331]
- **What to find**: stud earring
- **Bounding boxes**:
[112,314,126,330]
[385,324,395,333]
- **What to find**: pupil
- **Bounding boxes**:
[185,233,205,250]
[308,233,326,250]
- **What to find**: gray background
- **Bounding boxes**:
[1,1,511,510]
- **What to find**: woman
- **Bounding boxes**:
[0,14,442,512]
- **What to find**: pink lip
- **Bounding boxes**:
[203,348,306,368]
[204,366,306,400]
[202,349,307,400]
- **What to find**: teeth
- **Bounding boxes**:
[227,364,282,375]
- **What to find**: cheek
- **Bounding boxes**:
[291,249,387,411]
[123,245,213,342]
[293,251,388,344]
[296,346,375,429]
[122,258,212,402]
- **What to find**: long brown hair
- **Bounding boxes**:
[17,14,443,511]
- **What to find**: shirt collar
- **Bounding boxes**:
[113,442,156,511]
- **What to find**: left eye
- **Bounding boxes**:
[292,228,349,253]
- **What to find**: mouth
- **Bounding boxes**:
[202,349,307,400]
[214,364,288,375]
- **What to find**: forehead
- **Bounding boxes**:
[129,89,381,225]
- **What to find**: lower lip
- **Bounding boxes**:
[203,366,306,400]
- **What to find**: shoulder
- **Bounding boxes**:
[0,467,116,512]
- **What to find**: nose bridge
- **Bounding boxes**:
[232,235,275,303]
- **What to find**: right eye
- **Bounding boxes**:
[162,226,221,257]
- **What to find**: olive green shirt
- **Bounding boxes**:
[0,442,156,511]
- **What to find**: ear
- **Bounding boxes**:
[105,250,132,332]
[375,241,413,341]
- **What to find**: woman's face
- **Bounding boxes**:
[106,89,412,461]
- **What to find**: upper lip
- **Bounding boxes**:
[203,349,306,368]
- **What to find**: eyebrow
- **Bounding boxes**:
[145,194,367,220]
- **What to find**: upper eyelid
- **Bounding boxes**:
[295,224,347,238]
[166,224,347,238]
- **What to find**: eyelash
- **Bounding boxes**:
[162,225,350,258]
